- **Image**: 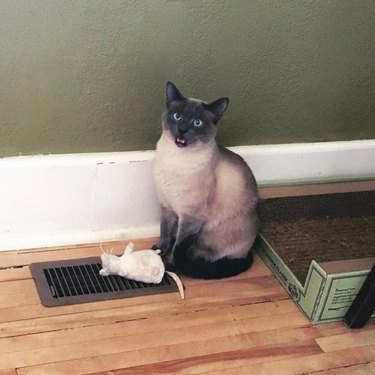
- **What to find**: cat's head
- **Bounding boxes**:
[162,82,229,148]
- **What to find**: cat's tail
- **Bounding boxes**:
[172,235,253,279]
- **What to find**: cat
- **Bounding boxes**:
[152,82,259,279]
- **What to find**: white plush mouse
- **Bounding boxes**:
[99,242,184,299]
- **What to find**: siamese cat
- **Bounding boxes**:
[153,82,258,279]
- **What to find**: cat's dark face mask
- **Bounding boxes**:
[163,100,216,148]
[162,82,229,148]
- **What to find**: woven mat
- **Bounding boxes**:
[258,190,375,284]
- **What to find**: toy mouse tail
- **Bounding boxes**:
[173,235,253,280]
[165,271,185,299]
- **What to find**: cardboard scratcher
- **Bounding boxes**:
[30,257,179,307]
[256,189,375,324]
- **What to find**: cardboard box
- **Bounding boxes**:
[256,234,375,324]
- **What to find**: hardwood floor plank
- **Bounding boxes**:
[0,279,40,307]
[316,329,375,352]
[15,325,325,375]
[0,267,31,282]
[0,287,287,327]
[89,339,322,375]
[0,370,17,375]
[304,362,375,375]
[196,345,375,375]
[17,322,370,375]
[0,292,288,336]
[0,301,302,353]
[0,291,178,323]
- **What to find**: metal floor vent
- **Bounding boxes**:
[30,257,179,307]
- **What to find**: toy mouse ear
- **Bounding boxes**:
[124,242,134,255]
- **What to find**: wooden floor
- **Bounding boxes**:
[0,238,374,375]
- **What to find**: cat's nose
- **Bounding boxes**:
[178,123,189,134]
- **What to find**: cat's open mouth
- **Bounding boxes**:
[175,136,187,147]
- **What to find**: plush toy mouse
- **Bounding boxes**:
[99,242,184,299]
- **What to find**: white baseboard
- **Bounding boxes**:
[0,140,374,251]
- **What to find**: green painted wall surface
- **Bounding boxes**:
[0,0,374,157]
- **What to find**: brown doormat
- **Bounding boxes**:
[258,190,375,284]
[30,257,179,307]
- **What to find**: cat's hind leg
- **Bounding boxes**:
[173,235,253,279]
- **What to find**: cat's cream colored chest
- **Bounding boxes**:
[153,137,214,217]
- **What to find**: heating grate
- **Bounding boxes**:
[30,257,179,307]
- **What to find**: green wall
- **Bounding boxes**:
[1,0,374,157]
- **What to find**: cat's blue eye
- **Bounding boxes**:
[193,119,203,127]
[173,112,182,121]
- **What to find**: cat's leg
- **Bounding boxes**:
[165,215,204,265]
[172,233,254,279]
[152,206,178,255]
[175,216,203,247]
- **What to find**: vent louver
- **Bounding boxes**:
[30,257,178,307]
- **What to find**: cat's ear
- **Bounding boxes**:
[166,81,185,107]
[204,98,229,122]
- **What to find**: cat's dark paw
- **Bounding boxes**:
[157,249,174,267]
[165,262,178,273]
[151,244,160,251]
[161,252,177,272]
